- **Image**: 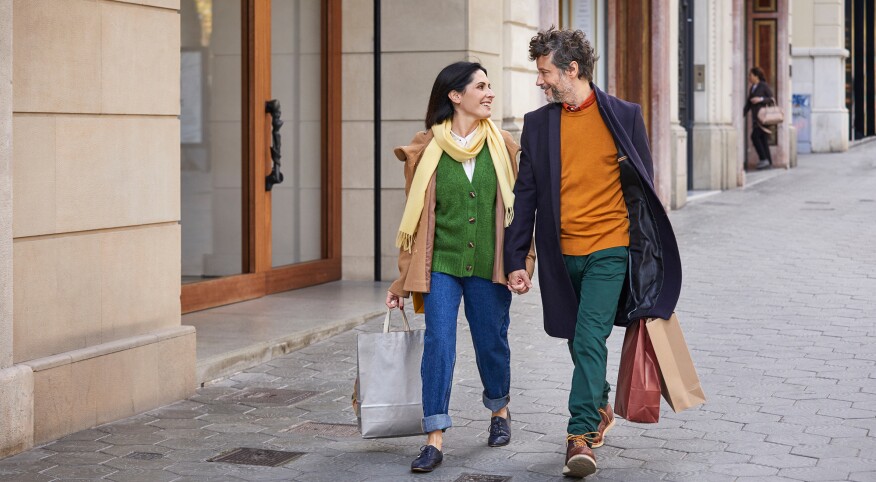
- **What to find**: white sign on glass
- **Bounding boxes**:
[573,0,595,39]
[181,50,203,145]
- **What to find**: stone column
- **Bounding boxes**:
[502,0,542,139]
[775,0,793,168]
[790,0,848,153]
[0,0,35,458]
[539,0,559,30]
[652,0,672,207]
[691,0,738,190]
[732,0,746,186]
[668,0,688,209]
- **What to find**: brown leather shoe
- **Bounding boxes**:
[563,434,598,478]
[590,403,616,448]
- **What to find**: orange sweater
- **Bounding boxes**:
[559,100,630,255]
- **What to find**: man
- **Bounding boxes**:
[504,28,682,478]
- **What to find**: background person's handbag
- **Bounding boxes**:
[646,314,706,413]
[614,319,662,423]
[757,100,784,126]
[353,308,425,438]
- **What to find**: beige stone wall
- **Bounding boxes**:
[7,0,193,451]
[13,224,181,362]
[26,327,195,445]
[502,0,542,137]
[0,0,37,460]
[1,0,12,370]
[12,0,182,355]
[340,0,375,280]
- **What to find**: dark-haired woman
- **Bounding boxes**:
[386,61,533,473]
[744,66,774,169]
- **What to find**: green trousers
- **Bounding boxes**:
[563,246,628,435]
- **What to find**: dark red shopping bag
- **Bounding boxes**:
[614,319,661,423]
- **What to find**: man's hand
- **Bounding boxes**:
[507,269,532,295]
[386,291,404,310]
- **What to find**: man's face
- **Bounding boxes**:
[536,54,575,104]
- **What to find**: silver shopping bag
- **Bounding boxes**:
[354,308,425,438]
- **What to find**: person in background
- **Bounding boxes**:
[386,61,534,474]
[744,66,774,170]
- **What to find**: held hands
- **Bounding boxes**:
[385,291,404,310]
[507,269,532,295]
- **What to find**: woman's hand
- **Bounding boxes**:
[752,96,764,104]
[507,269,532,295]
[386,291,404,310]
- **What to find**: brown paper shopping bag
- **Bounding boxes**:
[614,320,661,423]
[645,314,706,413]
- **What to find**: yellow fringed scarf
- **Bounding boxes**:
[395,119,516,253]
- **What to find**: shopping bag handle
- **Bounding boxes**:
[384,308,411,333]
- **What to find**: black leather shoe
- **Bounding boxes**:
[487,410,511,447]
[411,445,443,472]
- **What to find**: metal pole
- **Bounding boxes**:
[373,0,382,281]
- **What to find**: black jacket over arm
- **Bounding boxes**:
[504,85,682,340]
[743,81,774,126]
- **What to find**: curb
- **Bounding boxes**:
[196,309,385,385]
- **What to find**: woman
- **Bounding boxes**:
[743,66,774,170]
[385,61,533,473]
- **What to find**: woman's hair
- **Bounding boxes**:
[750,67,766,82]
[424,61,487,129]
[529,27,598,81]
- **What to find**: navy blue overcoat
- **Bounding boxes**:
[504,85,682,340]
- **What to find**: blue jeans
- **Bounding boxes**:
[420,272,512,433]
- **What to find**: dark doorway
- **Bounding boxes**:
[678,0,694,190]
[847,0,876,140]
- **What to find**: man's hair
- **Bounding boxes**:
[529,27,598,81]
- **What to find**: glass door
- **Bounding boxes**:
[180,0,341,313]
[270,0,324,268]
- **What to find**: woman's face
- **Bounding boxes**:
[450,70,495,120]
[749,72,759,85]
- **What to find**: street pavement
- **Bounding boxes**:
[2,144,876,481]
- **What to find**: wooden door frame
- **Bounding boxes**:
[608,0,652,134]
[182,0,342,313]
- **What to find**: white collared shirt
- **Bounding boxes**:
[450,129,477,182]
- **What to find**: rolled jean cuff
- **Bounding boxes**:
[422,414,452,433]
[482,392,510,412]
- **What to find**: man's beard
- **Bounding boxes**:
[546,82,574,104]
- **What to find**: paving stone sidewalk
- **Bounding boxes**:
[2,146,876,481]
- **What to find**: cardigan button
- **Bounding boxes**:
[468,242,475,248]
[469,191,476,198]
[465,265,473,271]
[468,217,476,223]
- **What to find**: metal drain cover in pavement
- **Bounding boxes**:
[287,421,359,437]
[208,447,305,467]
[126,452,164,460]
[221,388,319,405]
[454,475,512,482]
